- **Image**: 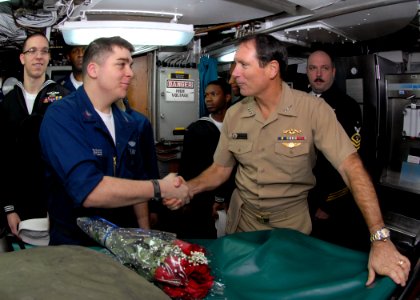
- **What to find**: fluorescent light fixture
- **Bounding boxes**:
[59,20,194,46]
[218,51,236,63]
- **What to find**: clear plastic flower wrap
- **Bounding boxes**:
[77,216,218,300]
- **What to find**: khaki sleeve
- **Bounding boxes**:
[313,99,357,170]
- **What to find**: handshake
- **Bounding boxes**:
[157,173,191,210]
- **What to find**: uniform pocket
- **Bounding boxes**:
[274,141,310,157]
[228,140,253,165]
[274,142,312,180]
[226,189,242,234]
[228,140,253,155]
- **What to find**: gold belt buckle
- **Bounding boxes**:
[256,213,270,224]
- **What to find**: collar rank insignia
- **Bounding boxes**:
[278,128,305,148]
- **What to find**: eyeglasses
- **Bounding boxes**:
[22,47,50,56]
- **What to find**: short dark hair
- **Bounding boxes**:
[82,36,134,75]
[238,33,288,76]
[206,78,231,96]
[22,32,49,52]
[64,44,86,55]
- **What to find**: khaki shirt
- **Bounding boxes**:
[214,82,356,234]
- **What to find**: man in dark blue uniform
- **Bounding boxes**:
[39,36,189,245]
[306,50,369,251]
[59,45,84,92]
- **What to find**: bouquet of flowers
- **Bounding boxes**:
[77,217,215,300]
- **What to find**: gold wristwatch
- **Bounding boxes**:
[370,227,390,242]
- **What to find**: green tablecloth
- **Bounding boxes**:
[200,229,396,300]
[6,228,397,300]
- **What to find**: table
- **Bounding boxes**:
[200,229,396,300]
[3,228,397,300]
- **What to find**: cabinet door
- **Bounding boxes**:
[127,55,150,119]
[156,67,199,142]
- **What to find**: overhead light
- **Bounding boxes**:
[58,20,194,46]
[218,51,236,63]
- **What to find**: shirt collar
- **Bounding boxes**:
[239,82,298,118]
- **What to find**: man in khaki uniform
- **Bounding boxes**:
[218,81,352,235]
[164,33,410,287]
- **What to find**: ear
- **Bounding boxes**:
[86,62,98,79]
[226,93,232,104]
[19,53,25,65]
[267,60,280,79]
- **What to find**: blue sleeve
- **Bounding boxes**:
[40,100,103,207]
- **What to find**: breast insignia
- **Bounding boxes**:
[278,129,305,148]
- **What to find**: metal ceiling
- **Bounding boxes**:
[0,0,419,52]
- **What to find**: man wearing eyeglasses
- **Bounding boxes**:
[0,32,70,242]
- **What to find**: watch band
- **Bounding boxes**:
[151,179,162,201]
[370,227,390,242]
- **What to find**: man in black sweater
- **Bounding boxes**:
[159,79,235,239]
[0,33,70,239]
[306,50,369,251]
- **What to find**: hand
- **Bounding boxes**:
[366,240,411,286]
[212,202,227,220]
[160,173,190,210]
[315,208,329,220]
[7,212,21,237]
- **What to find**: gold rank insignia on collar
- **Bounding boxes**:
[278,128,305,148]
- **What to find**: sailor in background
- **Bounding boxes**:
[306,50,369,251]
[59,45,84,92]
[0,33,69,238]
[159,79,235,239]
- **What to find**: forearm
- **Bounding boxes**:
[338,153,384,232]
[83,176,153,208]
[188,163,233,198]
[133,202,150,229]
[83,173,187,209]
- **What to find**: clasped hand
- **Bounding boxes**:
[160,173,190,210]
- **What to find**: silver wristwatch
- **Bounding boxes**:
[370,227,390,242]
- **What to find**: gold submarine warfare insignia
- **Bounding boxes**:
[281,129,304,148]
